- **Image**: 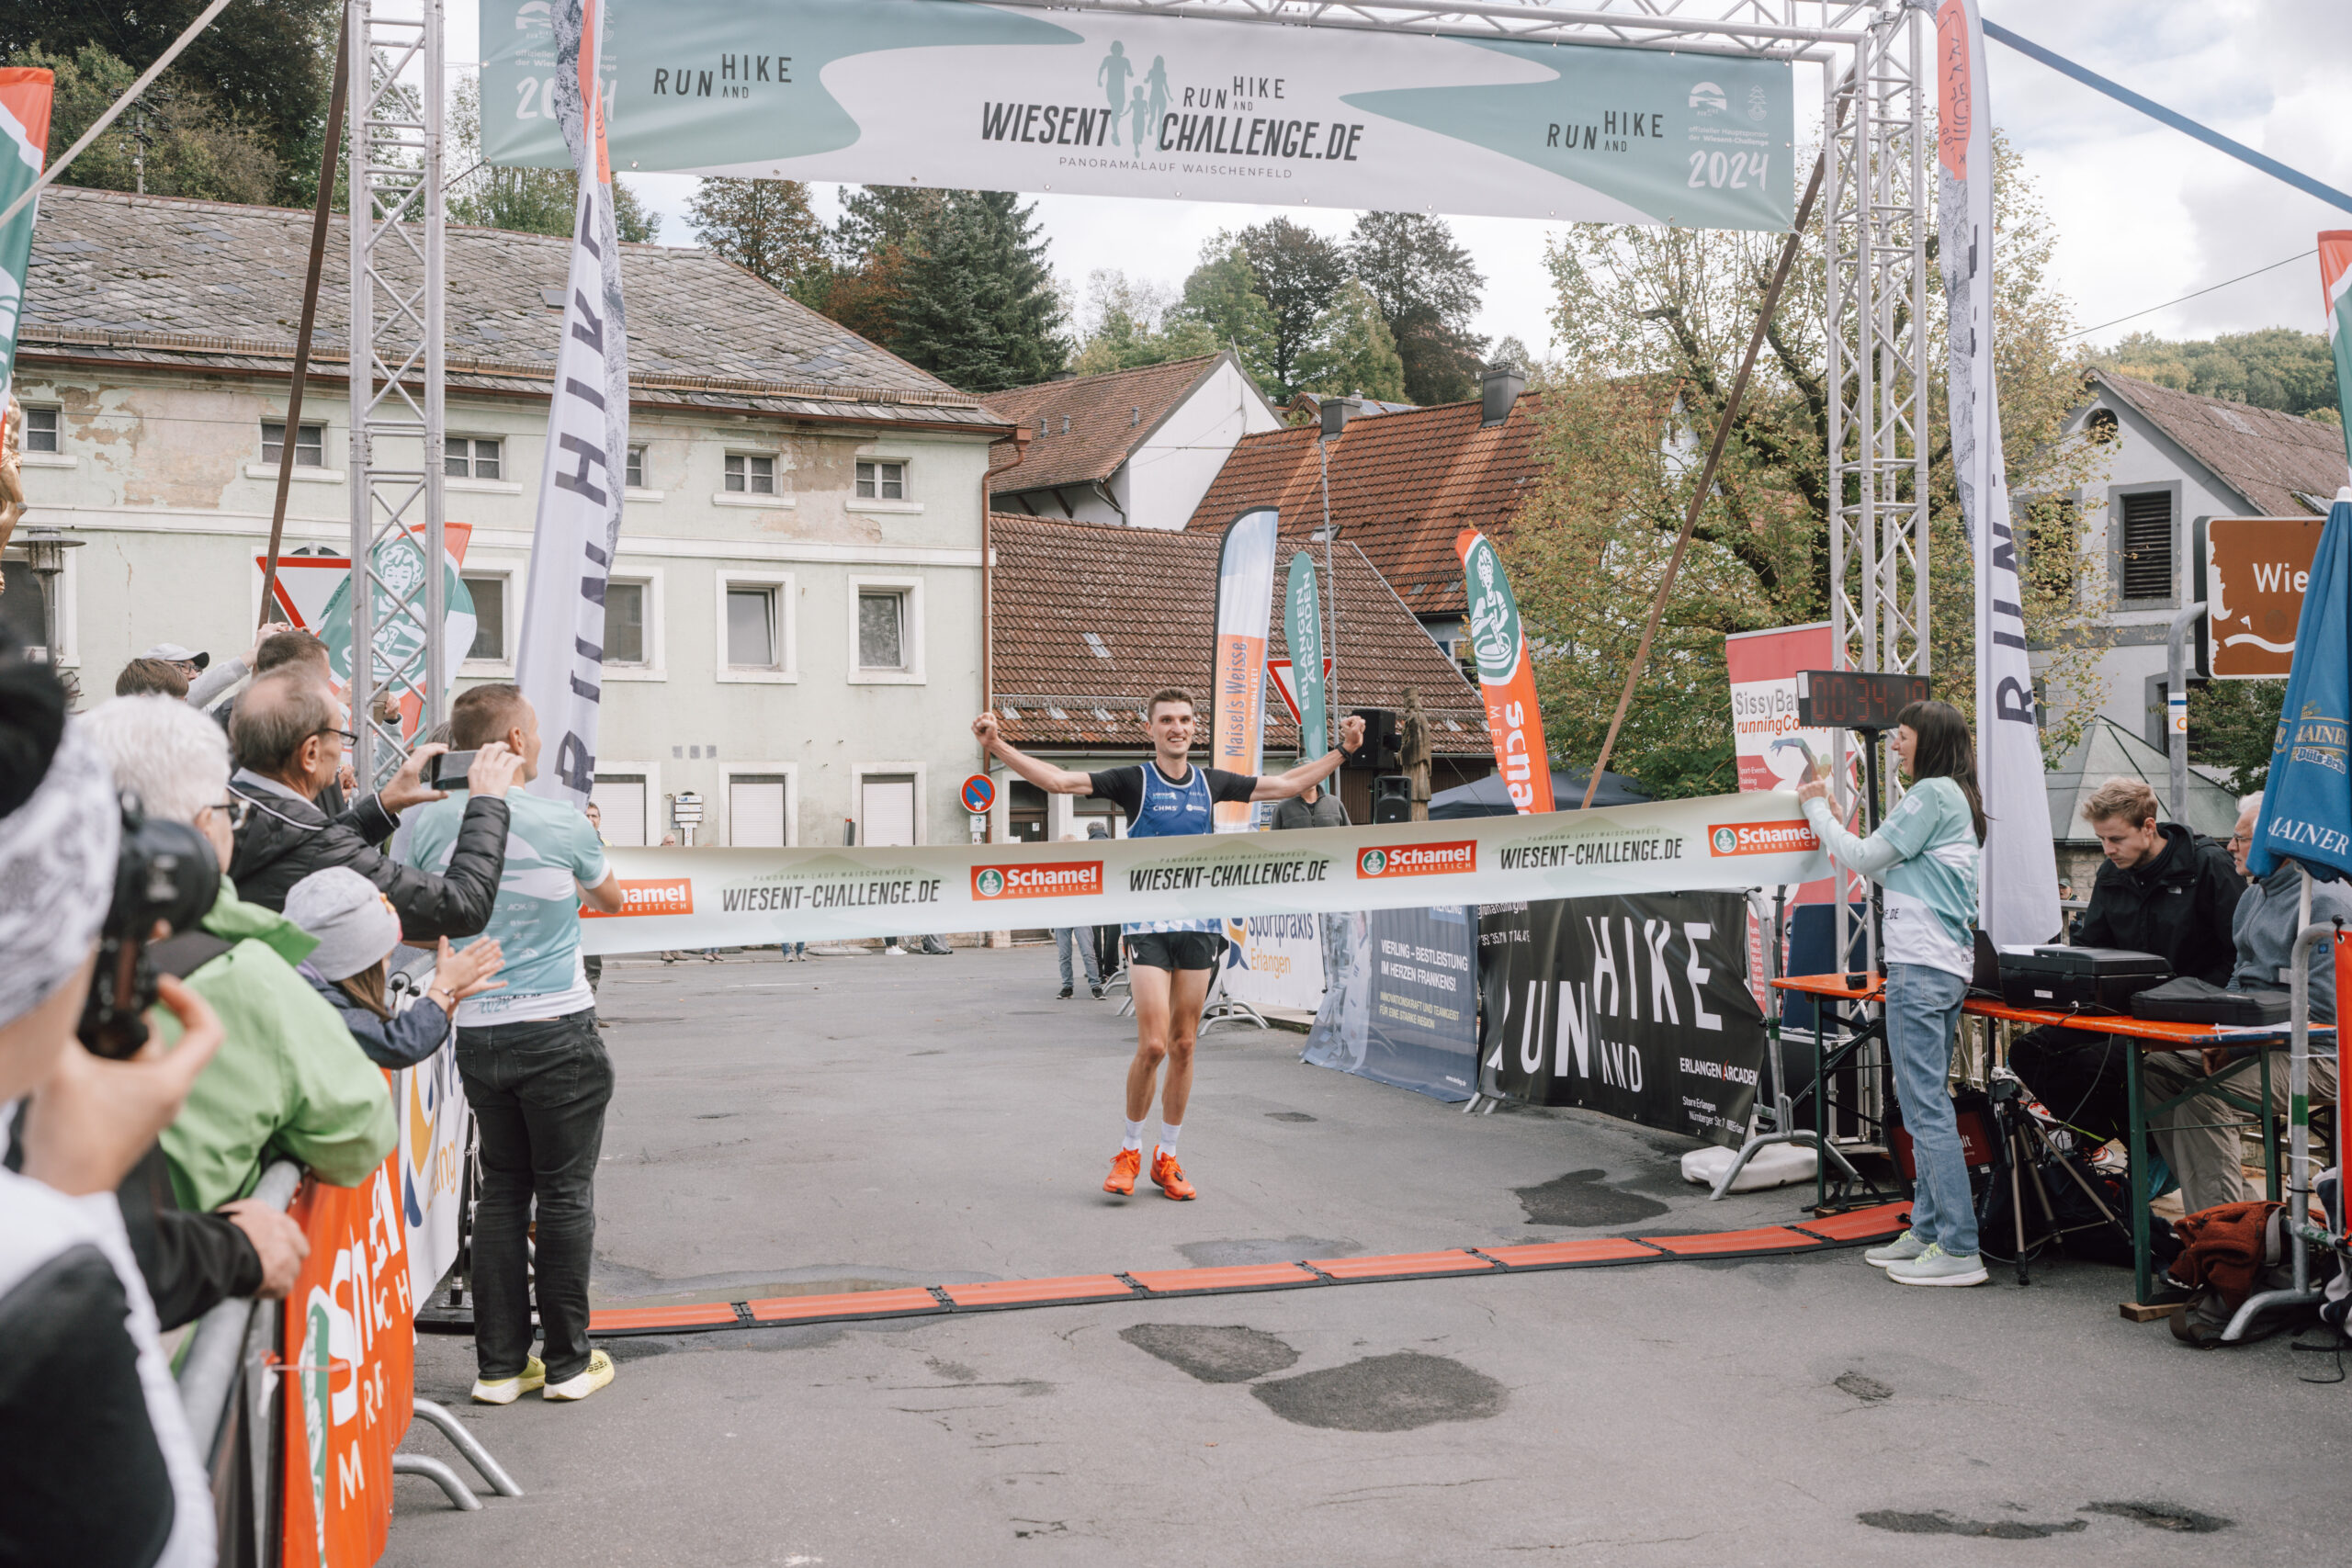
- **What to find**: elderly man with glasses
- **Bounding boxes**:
[224,670,519,934]
[2139,792,2352,1216]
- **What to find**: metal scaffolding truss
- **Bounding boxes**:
[346,0,447,789]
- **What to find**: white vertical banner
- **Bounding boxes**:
[516,0,629,807]
[1211,508,1280,831]
[1934,0,2058,945]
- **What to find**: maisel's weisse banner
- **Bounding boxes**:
[1213,508,1279,829]
[481,0,1795,229]
[1306,906,1480,1103]
[1477,893,1766,1146]
[575,791,1828,953]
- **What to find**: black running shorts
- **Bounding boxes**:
[1124,931,1225,972]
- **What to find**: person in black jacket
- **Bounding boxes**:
[2009,776,2245,1143]
[227,671,521,937]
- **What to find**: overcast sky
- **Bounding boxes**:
[442,0,2351,358]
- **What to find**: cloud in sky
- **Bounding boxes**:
[448,0,2350,358]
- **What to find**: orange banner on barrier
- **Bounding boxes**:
[281,1144,414,1568]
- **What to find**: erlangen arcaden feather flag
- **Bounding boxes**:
[517,0,630,808]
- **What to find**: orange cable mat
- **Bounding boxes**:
[581,1203,1908,1337]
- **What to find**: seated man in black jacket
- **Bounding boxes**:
[2009,776,2245,1143]
[227,671,514,939]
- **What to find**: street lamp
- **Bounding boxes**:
[13,524,82,665]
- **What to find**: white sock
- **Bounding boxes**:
[1157,1122,1182,1156]
[1122,1119,1145,1152]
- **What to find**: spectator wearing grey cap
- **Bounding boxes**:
[283,867,506,1068]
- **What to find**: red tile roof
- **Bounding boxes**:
[983,354,1230,496]
[988,513,1489,758]
[2095,370,2345,517]
[1183,392,1545,617]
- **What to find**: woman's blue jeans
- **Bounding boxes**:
[1884,962,1977,1257]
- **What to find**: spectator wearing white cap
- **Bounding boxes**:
[283,868,505,1068]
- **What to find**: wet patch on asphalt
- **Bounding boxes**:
[1858,1511,2085,1540]
[1119,1324,1301,1383]
[1513,1169,1672,1226]
[1251,1351,1507,1432]
[1834,1371,1893,1403]
[1264,1111,1317,1122]
[1176,1235,1360,1268]
[2081,1502,2231,1533]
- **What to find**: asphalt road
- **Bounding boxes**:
[386,945,2347,1566]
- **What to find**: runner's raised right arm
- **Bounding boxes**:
[972,712,1095,795]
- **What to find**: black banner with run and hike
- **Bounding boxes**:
[1476,892,1766,1146]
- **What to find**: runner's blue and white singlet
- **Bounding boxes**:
[1124,761,1219,936]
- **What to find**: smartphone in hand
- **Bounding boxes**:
[426,749,480,790]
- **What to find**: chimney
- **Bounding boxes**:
[1320,394,1359,441]
[1048,370,1077,382]
[1480,363,1526,427]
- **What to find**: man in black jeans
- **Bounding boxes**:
[399,684,626,1404]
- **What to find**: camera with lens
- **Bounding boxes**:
[77,795,221,1060]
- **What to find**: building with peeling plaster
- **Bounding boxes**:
[7,186,1016,852]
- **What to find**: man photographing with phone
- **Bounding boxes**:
[401,683,626,1406]
[974,691,1364,1202]
[227,670,519,936]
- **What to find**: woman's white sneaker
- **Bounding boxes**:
[1863,1229,1930,1269]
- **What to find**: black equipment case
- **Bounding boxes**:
[1996,946,2171,1014]
[2130,976,2292,1026]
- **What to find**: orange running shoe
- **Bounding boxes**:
[1103,1146,1141,1195]
[1149,1150,1195,1201]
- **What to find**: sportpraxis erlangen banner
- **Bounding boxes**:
[481,0,1795,230]
[577,791,1828,953]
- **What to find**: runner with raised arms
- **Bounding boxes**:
[975,691,1365,1200]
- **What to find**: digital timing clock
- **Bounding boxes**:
[1794,670,1931,731]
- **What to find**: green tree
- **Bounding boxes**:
[1510,132,2109,798]
[15,42,278,204]
[888,190,1067,392]
[1177,234,1279,390]
[686,176,831,301]
[1347,211,1487,404]
[447,75,658,242]
[2188,678,2286,795]
[1071,270,1217,376]
[2091,326,2339,420]
[1236,218,1345,400]
[1291,278,1406,404]
[5,0,334,205]
[811,186,948,346]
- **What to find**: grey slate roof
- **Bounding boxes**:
[2093,369,2346,517]
[20,186,1003,430]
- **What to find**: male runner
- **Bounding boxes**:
[974,690,1363,1200]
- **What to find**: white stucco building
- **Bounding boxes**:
[6,186,1014,851]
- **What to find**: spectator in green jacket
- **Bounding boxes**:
[81,695,397,1211]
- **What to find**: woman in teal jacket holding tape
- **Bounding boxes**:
[1797,700,1988,1288]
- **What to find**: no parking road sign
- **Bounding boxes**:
[960,773,997,814]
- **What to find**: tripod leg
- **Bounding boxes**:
[2010,1130,2030,1286]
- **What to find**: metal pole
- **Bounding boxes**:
[1581,147,1832,807]
[2165,599,2206,821]
[423,0,448,732]
[261,17,350,627]
[175,1161,303,1461]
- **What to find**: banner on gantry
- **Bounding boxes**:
[1212,509,1278,830]
[516,0,630,811]
[1934,0,2059,947]
[479,0,1795,230]
[1476,891,1765,1146]
[574,790,1828,953]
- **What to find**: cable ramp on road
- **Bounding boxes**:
[583,1201,1911,1338]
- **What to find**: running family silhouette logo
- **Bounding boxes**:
[1707,821,1817,857]
[583,876,695,917]
[1355,841,1476,879]
[971,862,1105,899]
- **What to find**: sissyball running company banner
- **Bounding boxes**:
[480,0,1795,229]
[1476,891,1765,1146]
[576,790,1827,953]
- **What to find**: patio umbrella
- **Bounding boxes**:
[2248,492,2352,882]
